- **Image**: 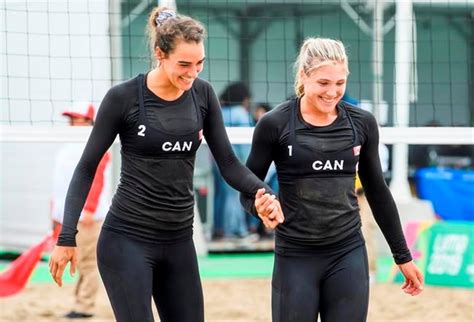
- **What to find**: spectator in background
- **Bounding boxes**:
[250,102,278,239]
[212,82,253,240]
[409,119,474,170]
[342,92,389,282]
[355,140,390,282]
[51,103,112,319]
[252,102,272,124]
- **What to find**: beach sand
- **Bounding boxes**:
[1,279,473,322]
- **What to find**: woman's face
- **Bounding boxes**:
[158,41,205,91]
[301,62,347,114]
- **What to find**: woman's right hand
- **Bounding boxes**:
[49,245,77,287]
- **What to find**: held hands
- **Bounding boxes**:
[49,245,77,287]
[255,188,284,229]
[398,260,424,296]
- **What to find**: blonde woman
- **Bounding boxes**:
[242,37,423,322]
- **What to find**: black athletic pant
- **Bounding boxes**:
[272,231,369,322]
[97,228,204,322]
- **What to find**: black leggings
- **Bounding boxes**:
[97,228,204,322]
[272,232,369,322]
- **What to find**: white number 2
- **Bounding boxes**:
[138,124,146,137]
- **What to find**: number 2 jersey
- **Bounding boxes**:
[58,74,270,246]
[241,98,412,264]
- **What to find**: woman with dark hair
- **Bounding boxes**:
[49,7,283,322]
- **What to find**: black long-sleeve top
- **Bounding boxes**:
[58,74,270,246]
[240,98,412,264]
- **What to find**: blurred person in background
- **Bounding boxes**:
[355,142,390,283]
[409,119,474,170]
[342,92,390,282]
[50,102,112,319]
[253,102,272,124]
[212,82,254,240]
[250,102,278,240]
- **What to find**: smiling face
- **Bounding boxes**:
[301,61,348,115]
[157,40,205,91]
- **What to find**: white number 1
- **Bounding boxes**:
[288,145,292,156]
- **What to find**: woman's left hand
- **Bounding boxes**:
[398,260,424,296]
[254,188,284,229]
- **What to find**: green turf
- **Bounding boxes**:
[0,254,394,284]
[199,253,275,279]
[375,256,396,283]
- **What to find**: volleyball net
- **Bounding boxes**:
[1,0,473,250]
[1,0,473,129]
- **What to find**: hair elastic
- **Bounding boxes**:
[156,10,176,26]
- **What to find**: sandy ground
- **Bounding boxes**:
[1,279,473,322]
